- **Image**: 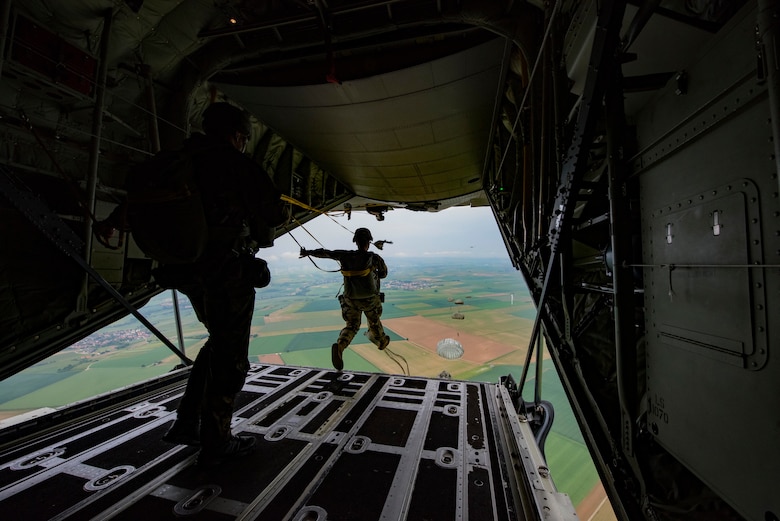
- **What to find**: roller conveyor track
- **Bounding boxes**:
[0,364,576,520]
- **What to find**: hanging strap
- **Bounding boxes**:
[384,347,409,376]
[281,194,354,235]
[340,267,371,277]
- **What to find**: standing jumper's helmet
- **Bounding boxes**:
[202,102,251,138]
[353,227,373,243]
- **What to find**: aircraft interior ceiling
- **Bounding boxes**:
[0,1,777,520]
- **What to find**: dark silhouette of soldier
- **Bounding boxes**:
[160,102,288,467]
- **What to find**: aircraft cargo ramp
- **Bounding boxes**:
[0,364,575,521]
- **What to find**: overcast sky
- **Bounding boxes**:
[261,205,509,265]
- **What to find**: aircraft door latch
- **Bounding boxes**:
[712,210,721,236]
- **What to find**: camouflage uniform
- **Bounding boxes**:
[305,247,389,350]
[337,293,385,347]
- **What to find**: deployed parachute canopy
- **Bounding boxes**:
[436,338,464,360]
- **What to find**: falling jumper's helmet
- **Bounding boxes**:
[353,227,373,243]
[202,102,251,138]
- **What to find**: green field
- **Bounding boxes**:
[280,347,382,372]
[544,432,600,505]
[0,258,600,506]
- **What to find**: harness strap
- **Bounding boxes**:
[340,268,371,277]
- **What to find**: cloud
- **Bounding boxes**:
[263,205,506,265]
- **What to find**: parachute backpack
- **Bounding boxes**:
[126,148,208,265]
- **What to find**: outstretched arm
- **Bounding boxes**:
[300,248,337,260]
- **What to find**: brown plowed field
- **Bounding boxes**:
[383,315,517,364]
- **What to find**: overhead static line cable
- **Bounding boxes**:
[282,193,364,252]
[291,215,327,248]
[287,221,341,273]
[281,194,354,235]
[281,195,393,250]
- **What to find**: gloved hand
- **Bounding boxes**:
[299,248,308,258]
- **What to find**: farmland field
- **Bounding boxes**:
[0,257,607,515]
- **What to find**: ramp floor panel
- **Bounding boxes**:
[0,364,547,520]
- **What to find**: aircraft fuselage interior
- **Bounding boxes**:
[0,1,777,520]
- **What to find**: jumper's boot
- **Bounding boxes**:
[366,329,390,351]
[196,434,257,468]
[162,417,201,446]
[331,342,347,371]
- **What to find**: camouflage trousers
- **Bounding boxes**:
[337,294,385,348]
[175,256,255,448]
